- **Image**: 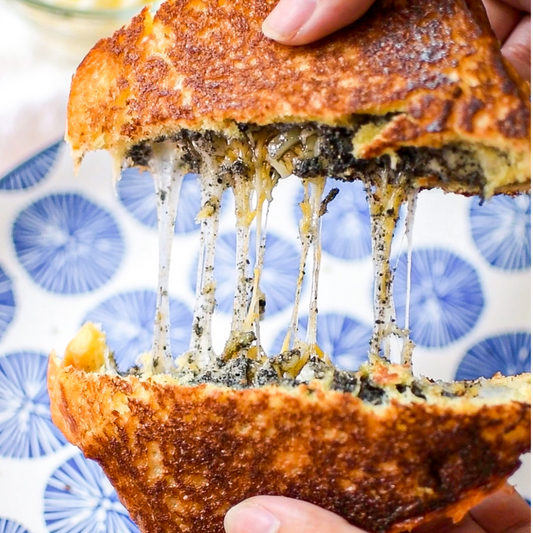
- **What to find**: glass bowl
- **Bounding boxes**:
[6,0,155,63]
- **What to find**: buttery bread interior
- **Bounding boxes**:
[50,324,531,533]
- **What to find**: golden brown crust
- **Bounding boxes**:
[48,354,531,533]
[66,0,530,193]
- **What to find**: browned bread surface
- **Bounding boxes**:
[49,352,531,533]
[66,0,531,193]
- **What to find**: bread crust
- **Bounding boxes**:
[48,353,531,533]
[66,0,530,193]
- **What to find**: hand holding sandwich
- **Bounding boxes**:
[223,3,532,531]
[224,487,531,533]
[262,0,531,79]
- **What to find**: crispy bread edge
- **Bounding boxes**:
[48,353,531,533]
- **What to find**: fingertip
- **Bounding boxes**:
[501,14,531,80]
[262,0,317,44]
[226,495,361,533]
[262,0,375,46]
[224,500,280,533]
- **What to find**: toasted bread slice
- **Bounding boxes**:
[66,0,530,195]
[48,325,531,533]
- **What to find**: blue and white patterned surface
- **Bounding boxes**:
[0,141,530,531]
[0,351,65,459]
[394,248,485,348]
[44,453,138,533]
[0,266,15,343]
[0,519,30,533]
[13,193,124,294]
[84,290,193,372]
[0,142,61,191]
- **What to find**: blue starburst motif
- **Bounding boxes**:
[293,180,406,261]
[272,313,372,370]
[44,453,139,533]
[469,194,531,270]
[12,193,124,294]
[195,230,300,316]
[314,181,372,260]
[0,141,62,191]
[84,290,193,372]
[117,169,201,234]
[394,248,484,348]
[0,518,29,533]
[0,266,15,343]
[455,332,531,380]
[0,352,66,459]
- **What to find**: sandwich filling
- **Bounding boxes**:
[93,120,516,389]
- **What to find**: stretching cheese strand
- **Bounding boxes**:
[282,181,313,353]
[306,177,326,354]
[401,188,419,366]
[146,130,420,377]
[150,142,184,373]
[190,149,225,365]
[366,171,407,361]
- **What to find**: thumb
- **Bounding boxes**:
[224,495,363,533]
[262,0,375,46]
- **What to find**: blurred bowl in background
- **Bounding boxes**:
[6,0,157,64]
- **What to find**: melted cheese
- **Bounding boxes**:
[232,179,254,332]
[401,188,419,366]
[366,171,409,361]
[282,181,312,353]
[306,177,326,354]
[243,134,277,347]
[189,147,225,366]
[150,141,184,373]
[138,127,418,382]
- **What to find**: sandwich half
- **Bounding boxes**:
[51,0,531,532]
[66,0,531,196]
[49,324,531,533]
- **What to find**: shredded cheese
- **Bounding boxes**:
[139,125,418,382]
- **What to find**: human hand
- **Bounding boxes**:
[483,0,530,79]
[224,486,530,533]
[262,0,531,79]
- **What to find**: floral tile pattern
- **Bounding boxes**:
[0,351,66,458]
[0,140,530,530]
[470,195,531,271]
[455,332,531,380]
[0,265,15,343]
[0,141,61,191]
[394,248,485,348]
[12,193,124,294]
[44,453,139,533]
[84,290,193,372]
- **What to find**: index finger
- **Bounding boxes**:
[262,0,375,46]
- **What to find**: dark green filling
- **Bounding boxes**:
[126,120,487,193]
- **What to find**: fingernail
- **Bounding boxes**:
[224,502,281,533]
[262,0,317,42]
